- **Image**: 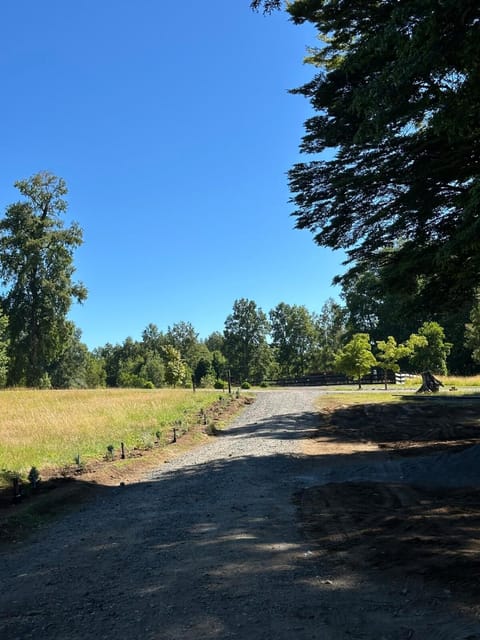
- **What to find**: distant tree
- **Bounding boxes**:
[0,310,8,387]
[0,172,87,386]
[211,350,227,381]
[224,298,270,382]
[334,333,377,389]
[409,322,452,375]
[270,302,317,376]
[166,322,199,367]
[48,323,90,388]
[205,331,225,353]
[375,335,426,390]
[465,294,480,365]
[84,352,107,388]
[162,345,187,388]
[142,323,166,355]
[313,298,346,371]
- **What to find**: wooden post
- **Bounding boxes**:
[12,477,22,504]
[227,369,232,395]
[173,428,177,443]
[121,442,125,459]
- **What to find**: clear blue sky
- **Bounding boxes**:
[0,1,343,350]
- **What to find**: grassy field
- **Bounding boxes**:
[0,388,221,483]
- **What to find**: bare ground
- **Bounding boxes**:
[1,389,480,639]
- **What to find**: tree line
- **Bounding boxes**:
[1,171,480,389]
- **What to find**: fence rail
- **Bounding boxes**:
[265,369,405,387]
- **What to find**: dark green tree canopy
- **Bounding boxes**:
[283,1,480,307]
[0,172,87,386]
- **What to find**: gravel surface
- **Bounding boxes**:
[1,389,480,639]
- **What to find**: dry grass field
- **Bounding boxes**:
[0,388,221,484]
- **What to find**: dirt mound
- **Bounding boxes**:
[297,481,480,606]
[319,396,480,456]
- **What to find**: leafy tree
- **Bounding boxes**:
[211,350,227,381]
[48,323,90,388]
[166,321,199,370]
[269,302,317,376]
[276,2,480,315]
[375,335,426,390]
[204,331,225,353]
[84,352,107,388]
[142,323,166,355]
[0,310,8,387]
[162,345,187,388]
[334,333,377,389]
[0,172,87,386]
[408,322,452,375]
[313,298,346,371]
[465,294,480,364]
[223,298,270,382]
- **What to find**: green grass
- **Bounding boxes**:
[0,388,221,484]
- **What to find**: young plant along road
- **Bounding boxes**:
[1,389,479,639]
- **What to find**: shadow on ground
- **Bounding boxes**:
[1,395,480,638]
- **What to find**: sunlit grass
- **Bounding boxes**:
[439,374,480,388]
[0,388,220,481]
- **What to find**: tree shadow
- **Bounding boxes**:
[2,394,480,638]
[1,447,479,639]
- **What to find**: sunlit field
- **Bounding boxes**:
[0,388,220,481]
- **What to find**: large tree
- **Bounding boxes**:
[255,1,480,313]
[269,302,317,376]
[288,0,480,308]
[0,172,87,386]
[223,298,270,382]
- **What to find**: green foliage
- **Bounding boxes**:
[0,172,87,386]
[408,322,452,375]
[334,333,377,389]
[162,345,187,388]
[313,298,346,371]
[0,310,9,387]
[214,379,226,390]
[38,373,52,390]
[270,302,318,376]
[224,298,270,382]
[375,335,421,389]
[27,466,40,488]
[465,295,480,364]
[282,1,480,328]
[240,381,251,389]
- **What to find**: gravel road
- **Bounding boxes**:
[1,389,480,639]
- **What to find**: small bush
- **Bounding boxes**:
[28,466,40,488]
[260,381,269,388]
[143,380,155,389]
[214,380,226,390]
[241,381,251,389]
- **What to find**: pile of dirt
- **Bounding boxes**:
[298,394,480,612]
[297,481,480,605]
[318,396,480,456]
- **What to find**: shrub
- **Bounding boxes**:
[214,379,226,390]
[241,381,251,389]
[143,380,155,389]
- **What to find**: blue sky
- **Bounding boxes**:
[0,1,343,350]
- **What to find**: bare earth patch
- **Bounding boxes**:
[299,394,480,621]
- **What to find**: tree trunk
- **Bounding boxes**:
[416,371,444,393]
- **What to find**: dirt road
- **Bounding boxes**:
[1,389,479,639]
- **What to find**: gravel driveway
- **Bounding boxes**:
[1,389,479,639]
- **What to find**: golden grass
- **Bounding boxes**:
[0,388,220,480]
